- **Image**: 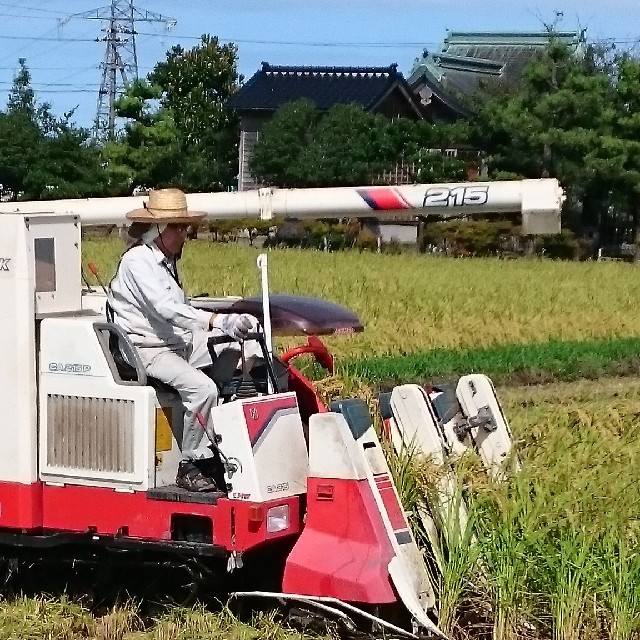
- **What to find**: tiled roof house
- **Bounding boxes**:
[410,30,587,97]
[227,62,467,191]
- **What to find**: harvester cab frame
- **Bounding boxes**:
[0,179,563,639]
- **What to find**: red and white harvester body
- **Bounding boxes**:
[0,180,562,638]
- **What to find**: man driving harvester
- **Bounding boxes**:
[109,188,262,492]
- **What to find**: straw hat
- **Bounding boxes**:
[126,188,206,224]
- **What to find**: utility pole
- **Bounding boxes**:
[64,2,175,140]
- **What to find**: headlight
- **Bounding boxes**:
[267,504,290,533]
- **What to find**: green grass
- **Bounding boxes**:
[83,237,640,385]
[62,239,640,638]
[340,336,640,386]
[0,599,322,640]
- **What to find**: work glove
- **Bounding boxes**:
[214,313,258,341]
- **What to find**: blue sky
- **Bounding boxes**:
[0,0,636,128]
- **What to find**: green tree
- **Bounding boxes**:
[301,104,395,186]
[24,121,106,200]
[250,98,319,187]
[7,58,36,116]
[469,40,640,241]
[393,119,471,183]
[102,79,181,194]
[0,59,106,200]
[251,99,471,189]
[0,58,41,197]
[149,34,241,191]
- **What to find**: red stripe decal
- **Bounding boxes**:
[243,396,298,446]
[374,473,407,532]
[357,188,412,211]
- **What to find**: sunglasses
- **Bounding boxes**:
[168,223,190,232]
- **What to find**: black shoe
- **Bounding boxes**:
[176,461,220,493]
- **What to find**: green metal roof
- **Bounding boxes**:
[412,29,586,95]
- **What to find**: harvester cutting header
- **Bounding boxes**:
[0,178,562,638]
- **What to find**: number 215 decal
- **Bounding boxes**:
[422,185,489,208]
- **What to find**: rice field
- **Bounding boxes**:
[84,238,640,358]
[4,377,639,640]
[10,239,634,639]
[434,377,640,640]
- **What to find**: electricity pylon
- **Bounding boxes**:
[64,1,175,140]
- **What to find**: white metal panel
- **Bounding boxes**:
[390,385,446,464]
[39,317,157,490]
[0,179,563,234]
[456,374,520,478]
[24,214,81,315]
[213,399,261,499]
[213,393,308,502]
[40,316,112,379]
[307,413,368,481]
[0,217,38,483]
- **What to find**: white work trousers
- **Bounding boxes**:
[136,329,262,460]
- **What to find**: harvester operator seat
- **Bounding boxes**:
[97,321,288,403]
[96,322,181,396]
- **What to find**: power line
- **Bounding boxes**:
[0,64,155,71]
[0,32,445,48]
[0,12,67,20]
[0,82,101,86]
[0,1,67,14]
[0,30,634,49]
[0,34,96,41]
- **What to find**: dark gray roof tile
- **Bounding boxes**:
[228,62,418,112]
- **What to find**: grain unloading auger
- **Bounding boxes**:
[0,179,562,639]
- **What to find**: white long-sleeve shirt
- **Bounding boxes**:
[109,243,212,348]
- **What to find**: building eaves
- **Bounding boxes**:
[434,53,504,76]
[444,30,585,47]
[227,62,416,113]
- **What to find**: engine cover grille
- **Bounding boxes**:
[46,394,135,473]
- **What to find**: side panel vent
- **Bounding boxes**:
[47,395,135,473]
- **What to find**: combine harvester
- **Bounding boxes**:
[0,179,562,638]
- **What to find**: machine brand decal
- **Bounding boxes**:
[422,185,489,208]
[242,396,299,451]
[267,482,289,494]
[357,188,412,212]
[0,258,10,271]
[333,326,355,335]
[48,363,92,374]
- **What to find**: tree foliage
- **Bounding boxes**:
[149,34,241,191]
[105,35,241,194]
[0,59,106,200]
[469,41,640,241]
[250,99,319,187]
[102,79,181,193]
[250,100,470,188]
